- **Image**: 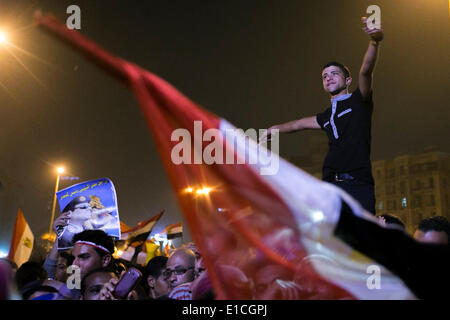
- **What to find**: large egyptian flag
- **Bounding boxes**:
[35,13,416,299]
[8,209,34,268]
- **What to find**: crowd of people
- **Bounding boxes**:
[1,7,448,302]
[0,212,449,300]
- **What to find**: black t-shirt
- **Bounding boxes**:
[316,87,374,185]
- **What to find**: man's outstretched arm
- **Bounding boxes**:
[259,116,320,143]
[359,16,384,99]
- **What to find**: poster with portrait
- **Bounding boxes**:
[56,178,121,250]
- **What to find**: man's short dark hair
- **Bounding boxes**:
[72,230,115,258]
[143,256,168,280]
[322,61,351,78]
[22,284,59,300]
[59,251,74,265]
[418,216,450,237]
[379,214,405,229]
[15,261,47,290]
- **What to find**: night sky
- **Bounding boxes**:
[0,0,449,252]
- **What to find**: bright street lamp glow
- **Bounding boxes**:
[185,186,213,195]
[196,187,212,195]
[0,32,7,44]
[57,167,65,174]
[202,187,212,194]
[0,250,8,258]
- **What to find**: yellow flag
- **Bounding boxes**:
[145,241,159,264]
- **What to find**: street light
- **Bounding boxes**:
[184,186,213,196]
[0,31,7,44]
[196,187,212,195]
[48,166,65,235]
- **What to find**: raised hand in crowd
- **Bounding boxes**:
[98,270,135,300]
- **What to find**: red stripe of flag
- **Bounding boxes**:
[8,209,27,261]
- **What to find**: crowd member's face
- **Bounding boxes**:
[194,258,206,279]
[55,256,69,282]
[72,244,109,278]
[83,272,116,300]
[147,273,170,299]
[322,65,351,95]
[414,230,448,245]
[165,253,195,289]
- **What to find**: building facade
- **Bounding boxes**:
[372,149,450,235]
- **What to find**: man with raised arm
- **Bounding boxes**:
[260,16,383,214]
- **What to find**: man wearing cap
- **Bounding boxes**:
[58,195,116,249]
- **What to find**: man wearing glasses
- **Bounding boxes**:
[164,248,196,299]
